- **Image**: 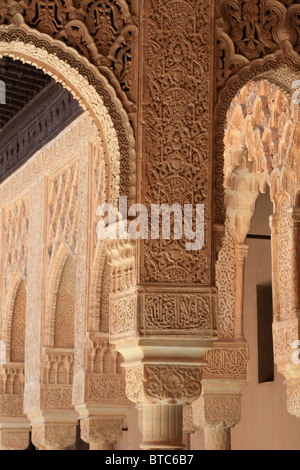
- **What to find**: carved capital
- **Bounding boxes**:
[0,427,30,450]
[193,395,241,429]
[125,365,202,406]
[31,423,77,450]
[80,418,123,446]
[286,383,300,419]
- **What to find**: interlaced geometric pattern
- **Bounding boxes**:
[10,281,26,363]
[3,198,29,291]
[54,256,76,349]
[47,161,79,260]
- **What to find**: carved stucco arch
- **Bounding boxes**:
[0,24,136,206]
[214,58,300,225]
[44,243,75,349]
[3,269,26,363]
[217,78,299,340]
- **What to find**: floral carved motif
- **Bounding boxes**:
[144,365,202,405]
[0,364,25,416]
[86,336,127,402]
[215,221,236,340]
[0,0,138,110]
[125,365,202,405]
[216,0,300,92]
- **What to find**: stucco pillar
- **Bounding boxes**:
[124,362,205,450]
[191,342,249,450]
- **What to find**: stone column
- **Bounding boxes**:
[192,342,249,451]
[105,0,217,449]
[234,244,249,339]
[125,365,203,450]
[194,381,243,451]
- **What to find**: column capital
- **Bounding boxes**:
[236,244,249,262]
[31,423,77,450]
[289,207,300,227]
[28,411,78,450]
[269,213,280,234]
[192,380,245,430]
[80,417,123,447]
[126,364,202,406]
[0,422,31,451]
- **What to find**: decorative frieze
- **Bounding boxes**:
[203,343,249,381]
[139,290,217,336]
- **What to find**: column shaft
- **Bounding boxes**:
[204,427,231,451]
[141,404,184,450]
[90,442,114,450]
